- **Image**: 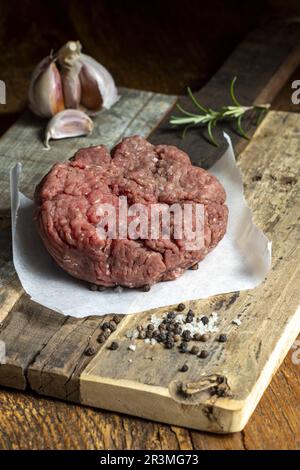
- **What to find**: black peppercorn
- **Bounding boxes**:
[182,330,191,341]
[109,320,117,332]
[177,303,186,311]
[85,346,96,356]
[113,314,121,324]
[97,285,107,292]
[193,333,202,341]
[97,334,106,344]
[190,345,199,355]
[166,323,175,331]
[109,341,119,350]
[167,312,176,320]
[179,364,189,372]
[179,341,188,353]
[200,333,210,342]
[199,349,209,359]
[103,329,111,339]
[137,325,144,332]
[88,283,98,291]
[138,331,146,340]
[158,333,166,343]
[102,322,110,331]
[218,334,228,343]
[147,324,155,331]
[201,316,209,325]
[165,340,174,349]
[174,324,182,335]
[189,263,199,270]
[140,284,151,292]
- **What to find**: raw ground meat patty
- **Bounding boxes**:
[35,135,228,288]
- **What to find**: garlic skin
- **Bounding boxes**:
[44,109,93,149]
[60,60,82,109]
[58,41,119,114]
[28,57,65,118]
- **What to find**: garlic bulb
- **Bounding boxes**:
[28,56,65,118]
[58,41,119,114]
[29,41,119,118]
[44,109,93,149]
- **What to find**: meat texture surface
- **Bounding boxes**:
[35,136,228,288]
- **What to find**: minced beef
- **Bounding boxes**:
[35,135,228,288]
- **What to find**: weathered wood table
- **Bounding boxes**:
[0,16,300,448]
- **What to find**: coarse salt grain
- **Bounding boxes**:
[126,330,139,340]
[127,311,220,345]
[232,318,242,326]
[128,344,136,352]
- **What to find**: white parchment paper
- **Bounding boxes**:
[10,135,272,317]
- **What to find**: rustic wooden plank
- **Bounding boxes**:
[0,341,299,449]
[0,21,299,436]
[0,225,23,324]
[80,111,300,432]
[241,345,300,449]
[0,88,176,390]
[0,88,176,210]
[27,313,123,401]
[0,295,67,389]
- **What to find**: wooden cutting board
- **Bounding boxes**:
[0,21,299,433]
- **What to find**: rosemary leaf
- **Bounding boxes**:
[169,77,270,147]
[230,76,242,107]
[236,115,249,140]
[187,87,208,113]
[207,120,218,147]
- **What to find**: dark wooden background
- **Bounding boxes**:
[1,0,300,132]
[0,0,300,450]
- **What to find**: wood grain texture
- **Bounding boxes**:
[0,17,300,447]
[80,111,300,432]
[0,88,175,397]
[0,341,299,450]
[1,110,298,434]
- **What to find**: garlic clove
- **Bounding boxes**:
[79,54,118,112]
[79,63,103,113]
[44,109,93,149]
[28,57,65,118]
[60,61,82,109]
[58,40,119,114]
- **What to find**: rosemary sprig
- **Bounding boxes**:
[170,77,270,146]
